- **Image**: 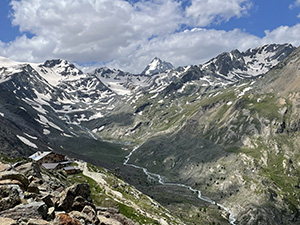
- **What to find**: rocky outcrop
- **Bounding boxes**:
[0,202,48,221]
[0,170,29,190]
[0,160,137,225]
[55,183,92,212]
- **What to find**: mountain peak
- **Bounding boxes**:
[41,59,83,77]
[141,57,174,75]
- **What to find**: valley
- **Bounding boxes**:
[0,43,300,224]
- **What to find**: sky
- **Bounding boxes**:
[1,0,300,73]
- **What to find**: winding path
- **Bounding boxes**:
[77,161,173,225]
[124,146,236,225]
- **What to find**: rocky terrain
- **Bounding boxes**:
[0,156,182,225]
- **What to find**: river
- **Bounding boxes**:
[124,146,236,225]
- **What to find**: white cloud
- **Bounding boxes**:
[2,0,184,65]
[186,0,252,26]
[0,0,299,73]
[262,24,300,46]
[105,28,261,73]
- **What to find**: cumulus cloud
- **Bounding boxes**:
[106,28,262,73]
[2,0,185,67]
[0,0,299,73]
[263,24,300,46]
[186,0,252,26]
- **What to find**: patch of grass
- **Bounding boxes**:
[118,203,160,224]
[67,173,118,208]
[200,89,236,107]
[242,94,281,120]
[0,154,27,164]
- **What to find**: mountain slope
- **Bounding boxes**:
[0,57,127,166]
[125,46,300,224]
[0,43,298,225]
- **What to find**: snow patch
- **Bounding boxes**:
[24,133,38,140]
[17,135,38,148]
[238,87,252,97]
[36,114,64,132]
[89,112,104,120]
[43,129,50,135]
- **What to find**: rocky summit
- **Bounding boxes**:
[0,43,300,225]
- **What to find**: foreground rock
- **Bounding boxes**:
[0,160,138,225]
[0,202,48,220]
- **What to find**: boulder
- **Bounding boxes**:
[0,185,22,211]
[0,171,29,190]
[0,202,48,220]
[96,207,119,214]
[0,179,24,190]
[55,183,91,212]
[15,162,42,179]
[72,196,95,212]
[69,211,92,225]
[82,205,99,224]
[41,194,54,207]
[27,182,40,194]
[54,213,81,225]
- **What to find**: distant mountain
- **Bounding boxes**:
[201,43,295,80]
[140,43,296,96]
[0,57,119,159]
[0,44,295,157]
[90,67,150,95]
[90,44,296,98]
[141,57,174,75]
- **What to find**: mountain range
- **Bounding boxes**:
[0,43,299,224]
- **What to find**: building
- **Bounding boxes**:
[29,151,66,165]
[63,166,80,175]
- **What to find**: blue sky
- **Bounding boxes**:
[1,0,300,73]
[211,0,300,37]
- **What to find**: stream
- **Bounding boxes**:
[124,146,236,225]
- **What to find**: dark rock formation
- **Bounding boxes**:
[55,183,91,212]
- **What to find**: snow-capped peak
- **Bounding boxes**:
[141,57,174,75]
[0,56,26,67]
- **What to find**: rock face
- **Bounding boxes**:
[0,160,137,225]
[55,183,92,212]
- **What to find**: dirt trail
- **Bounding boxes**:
[76,161,170,225]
